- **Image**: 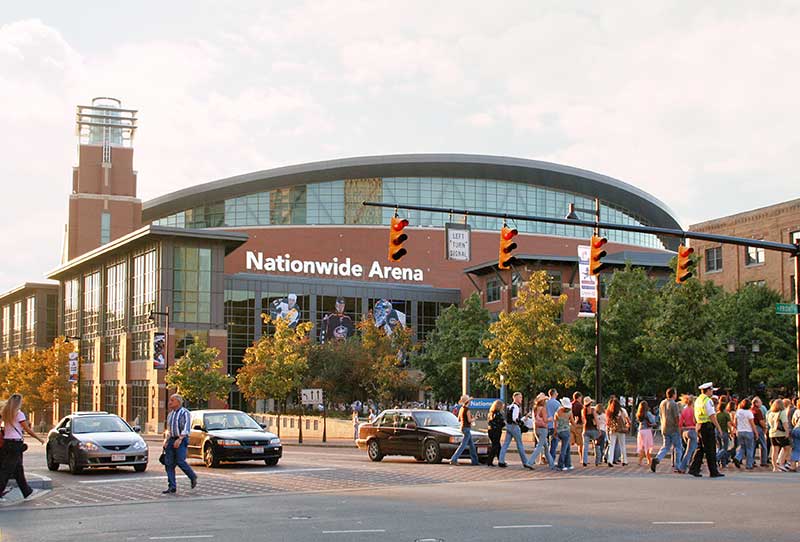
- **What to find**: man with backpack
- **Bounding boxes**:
[498,392,533,469]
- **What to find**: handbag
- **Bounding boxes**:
[0,422,4,450]
[158,451,166,465]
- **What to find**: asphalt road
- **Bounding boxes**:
[2,444,797,541]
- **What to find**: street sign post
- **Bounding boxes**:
[776,303,800,315]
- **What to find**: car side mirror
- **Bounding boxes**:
[57,427,69,435]
[259,423,267,429]
[192,424,204,431]
[133,426,141,433]
[405,423,417,430]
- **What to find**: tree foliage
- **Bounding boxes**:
[411,294,491,402]
[356,315,415,404]
[237,317,313,411]
[166,340,234,407]
[483,271,576,395]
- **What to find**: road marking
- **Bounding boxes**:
[493,525,552,529]
[230,467,336,476]
[79,476,167,484]
[322,529,386,534]
[148,536,214,540]
[652,522,715,525]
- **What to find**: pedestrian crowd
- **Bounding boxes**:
[448,382,800,477]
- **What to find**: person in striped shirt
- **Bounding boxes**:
[162,394,197,494]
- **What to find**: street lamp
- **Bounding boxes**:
[566,197,602,402]
[66,335,81,412]
[148,307,170,428]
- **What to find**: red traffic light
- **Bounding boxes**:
[676,244,695,284]
[498,225,518,270]
[589,235,608,276]
[388,215,409,262]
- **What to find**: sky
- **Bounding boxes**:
[1,1,799,292]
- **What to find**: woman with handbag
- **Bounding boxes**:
[606,397,629,467]
[767,398,791,472]
[0,394,45,501]
[527,393,555,469]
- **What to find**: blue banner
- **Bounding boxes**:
[469,398,499,410]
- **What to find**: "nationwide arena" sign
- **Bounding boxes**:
[245,251,425,282]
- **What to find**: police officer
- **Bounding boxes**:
[688,382,725,478]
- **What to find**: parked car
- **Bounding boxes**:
[186,410,282,468]
[46,412,148,474]
[356,409,490,463]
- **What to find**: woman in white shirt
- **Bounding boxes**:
[733,398,758,470]
[0,394,45,500]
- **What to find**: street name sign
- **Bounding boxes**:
[776,303,800,315]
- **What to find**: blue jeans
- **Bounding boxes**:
[164,437,196,490]
[548,427,559,461]
[450,427,479,464]
[655,430,684,466]
[756,427,768,465]
[499,423,529,466]
[791,427,800,462]
[556,430,571,469]
[582,429,601,465]
[735,431,756,468]
[678,429,696,472]
[716,431,730,465]
[528,427,554,468]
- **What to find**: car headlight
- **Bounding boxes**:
[78,441,99,451]
[271,438,281,446]
[131,440,147,450]
[217,439,241,446]
[449,436,463,444]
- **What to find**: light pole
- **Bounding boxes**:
[750,340,760,396]
[566,198,602,402]
[66,335,81,411]
[149,307,170,428]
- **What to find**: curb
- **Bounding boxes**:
[8,472,53,491]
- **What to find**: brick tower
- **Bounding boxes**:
[65,97,141,262]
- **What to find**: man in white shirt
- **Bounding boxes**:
[162,394,197,494]
[498,392,533,469]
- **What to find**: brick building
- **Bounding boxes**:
[689,198,800,299]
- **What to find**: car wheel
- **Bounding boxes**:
[423,439,442,464]
[367,439,384,462]
[46,446,59,471]
[264,457,279,466]
[134,463,147,473]
[68,448,84,475]
[204,444,220,468]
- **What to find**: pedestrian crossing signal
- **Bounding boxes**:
[388,215,409,262]
[676,244,695,284]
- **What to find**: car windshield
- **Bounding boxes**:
[73,416,132,434]
[414,411,459,428]
[203,412,261,430]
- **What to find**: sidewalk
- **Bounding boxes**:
[0,473,52,508]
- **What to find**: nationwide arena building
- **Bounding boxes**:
[0,99,681,431]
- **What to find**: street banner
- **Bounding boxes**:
[68,352,78,383]
[578,244,598,318]
[153,332,166,370]
[445,222,471,261]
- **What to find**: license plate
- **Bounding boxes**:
[111,454,126,462]
[477,447,488,455]
[251,446,264,454]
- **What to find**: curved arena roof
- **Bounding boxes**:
[142,153,681,247]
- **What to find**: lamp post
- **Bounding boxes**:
[148,307,170,428]
[749,339,760,396]
[566,198,602,402]
[66,335,81,411]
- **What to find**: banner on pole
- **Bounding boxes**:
[68,352,78,383]
[153,332,166,370]
[578,244,598,318]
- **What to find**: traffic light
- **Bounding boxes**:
[498,223,518,270]
[589,235,608,276]
[676,244,695,284]
[388,214,409,262]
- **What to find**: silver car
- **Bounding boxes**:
[46,412,149,474]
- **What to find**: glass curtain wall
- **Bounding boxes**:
[173,246,212,324]
[131,247,157,361]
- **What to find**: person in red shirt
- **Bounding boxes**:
[677,394,696,473]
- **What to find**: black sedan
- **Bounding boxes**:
[46,412,149,474]
[186,410,282,468]
[356,409,490,463]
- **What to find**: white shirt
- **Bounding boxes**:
[735,408,754,433]
[596,412,607,432]
[2,411,25,440]
[508,403,521,423]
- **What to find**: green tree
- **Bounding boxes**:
[166,340,234,408]
[306,338,367,405]
[237,317,313,432]
[411,294,491,402]
[357,316,415,404]
[483,271,576,395]
[5,349,49,423]
[714,284,797,393]
[639,279,734,391]
[39,337,75,416]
